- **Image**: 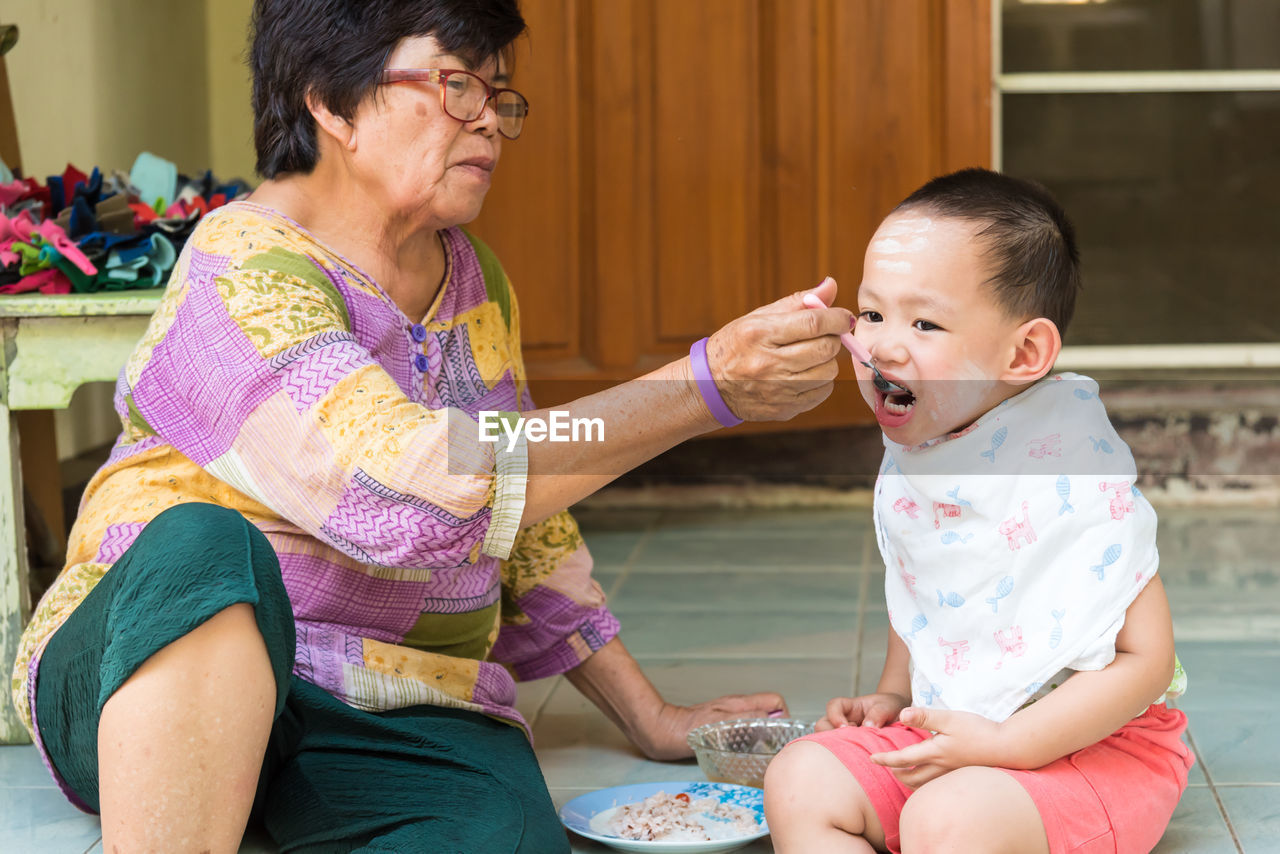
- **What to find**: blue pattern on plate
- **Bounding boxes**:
[683,781,765,812]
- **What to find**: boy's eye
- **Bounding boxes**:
[859,310,883,323]
[914,319,940,331]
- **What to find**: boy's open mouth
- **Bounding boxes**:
[875,381,917,427]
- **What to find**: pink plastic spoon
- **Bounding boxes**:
[802,293,906,394]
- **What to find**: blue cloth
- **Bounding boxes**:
[129,151,177,209]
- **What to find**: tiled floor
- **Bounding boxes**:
[2,503,1275,852]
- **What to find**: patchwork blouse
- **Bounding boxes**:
[12,201,619,739]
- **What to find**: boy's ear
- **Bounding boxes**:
[1003,317,1061,385]
[306,91,357,151]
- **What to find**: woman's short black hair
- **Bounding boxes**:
[250,0,526,178]
[895,168,1082,336]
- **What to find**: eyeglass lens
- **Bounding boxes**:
[442,72,527,139]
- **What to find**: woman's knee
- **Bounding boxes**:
[98,503,294,711]
[138,501,253,542]
[129,502,288,614]
[111,604,276,703]
[117,503,278,591]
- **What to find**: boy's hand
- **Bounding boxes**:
[868,706,1005,788]
[815,693,909,731]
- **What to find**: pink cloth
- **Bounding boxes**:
[32,219,97,275]
[0,268,71,295]
[801,703,1193,854]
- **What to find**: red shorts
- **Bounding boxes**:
[800,704,1193,854]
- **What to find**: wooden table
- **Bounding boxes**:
[0,291,162,742]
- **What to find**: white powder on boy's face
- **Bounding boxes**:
[925,356,998,434]
[868,219,933,275]
[880,216,933,237]
[870,236,930,254]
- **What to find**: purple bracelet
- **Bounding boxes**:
[689,337,743,428]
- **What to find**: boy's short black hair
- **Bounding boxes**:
[250,0,526,179]
[894,167,1081,335]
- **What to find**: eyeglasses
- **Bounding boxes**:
[379,68,529,140]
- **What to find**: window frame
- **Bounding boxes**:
[992,0,1280,371]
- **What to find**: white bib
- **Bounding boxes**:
[874,373,1158,722]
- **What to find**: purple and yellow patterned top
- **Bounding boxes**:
[12,201,619,741]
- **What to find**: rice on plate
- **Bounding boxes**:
[560,781,769,852]
[590,790,762,842]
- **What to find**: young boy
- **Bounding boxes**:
[763,169,1191,854]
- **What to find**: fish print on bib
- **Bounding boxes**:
[873,374,1161,721]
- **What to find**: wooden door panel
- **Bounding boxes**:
[941,0,994,172]
[583,0,650,372]
[471,0,991,427]
[651,0,760,344]
[832,1,945,292]
[472,0,580,361]
[761,0,827,299]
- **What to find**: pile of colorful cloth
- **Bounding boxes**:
[0,152,250,296]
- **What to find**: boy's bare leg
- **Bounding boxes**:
[899,766,1050,854]
[98,603,276,854]
[765,740,886,853]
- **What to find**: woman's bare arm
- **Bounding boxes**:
[517,285,850,526]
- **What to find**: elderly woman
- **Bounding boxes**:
[11,1,851,852]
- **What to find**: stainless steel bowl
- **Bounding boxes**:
[686,717,814,788]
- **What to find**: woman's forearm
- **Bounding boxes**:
[508,284,849,526]
[564,636,667,752]
[564,635,789,760]
[518,357,717,526]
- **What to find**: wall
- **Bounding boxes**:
[7,0,210,178]
[205,0,256,181]
[3,0,257,458]
[5,0,256,217]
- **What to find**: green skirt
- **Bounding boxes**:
[34,502,568,853]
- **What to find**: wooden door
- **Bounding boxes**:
[472,0,991,432]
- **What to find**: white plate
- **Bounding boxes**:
[558,781,769,853]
